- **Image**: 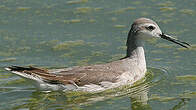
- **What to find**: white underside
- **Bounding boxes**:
[5,68,146,92]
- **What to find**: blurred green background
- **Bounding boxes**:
[0,0,195,110]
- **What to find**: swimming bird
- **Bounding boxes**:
[5,18,190,92]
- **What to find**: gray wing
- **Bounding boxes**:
[48,63,124,86]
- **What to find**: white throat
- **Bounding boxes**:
[126,35,146,71]
[132,46,146,69]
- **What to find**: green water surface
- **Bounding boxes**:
[0,0,196,110]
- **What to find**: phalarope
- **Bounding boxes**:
[5,18,190,92]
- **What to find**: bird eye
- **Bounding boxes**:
[146,25,155,31]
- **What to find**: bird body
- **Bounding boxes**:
[5,18,190,92]
[6,56,146,92]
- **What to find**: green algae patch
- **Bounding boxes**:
[176,75,196,81]
[0,71,13,78]
[180,92,196,98]
[74,7,102,14]
[99,42,110,47]
[113,25,126,28]
[0,51,13,57]
[160,7,176,12]
[0,57,16,62]
[169,29,189,35]
[53,40,85,51]
[52,40,85,51]
[177,48,187,51]
[66,0,88,4]
[63,19,81,24]
[155,43,173,48]
[161,13,175,18]
[152,58,162,62]
[89,19,96,23]
[180,9,195,15]
[63,91,99,105]
[39,40,59,47]
[132,1,142,5]
[0,5,6,9]
[16,47,31,53]
[74,7,92,14]
[157,1,175,7]
[76,58,90,66]
[160,19,173,24]
[150,94,176,102]
[91,51,105,57]
[60,51,77,58]
[140,12,149,16]
[111,17,118,22]
[117,46,127,51]
[174,56,181,59]
[6,78,26,85]
[70,19,81,23]
[109,7,136,14]
[0,5,10,11]
[151,50,164,54]
[94,7,103,11]
[16,7,31,11]
[0,75,10,79]
[121,30,128,34]
[109,54,125,61]
[190,44,196,50]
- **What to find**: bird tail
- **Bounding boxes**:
[5,66,51,83]
[5,66,78,91]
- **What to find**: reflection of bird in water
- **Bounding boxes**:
[5,18,190,92]
[128,70,191,110]
[130,94,190,110]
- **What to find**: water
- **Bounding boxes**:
[0,0,196,109]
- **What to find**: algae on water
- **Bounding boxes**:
[52,40,85,51]
[176,75,196,81]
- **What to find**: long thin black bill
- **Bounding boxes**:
[160,33,190,48]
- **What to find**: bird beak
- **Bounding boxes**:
[159,33,190,48]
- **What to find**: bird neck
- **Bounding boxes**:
[126,35,146,70]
